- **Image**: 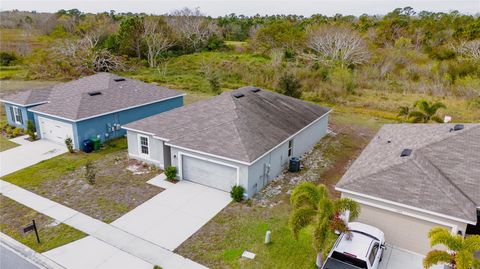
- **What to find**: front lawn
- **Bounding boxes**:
[0,195,86,253]
[0,135,18,152]
[175,112,390,268]
[1,138,163,223]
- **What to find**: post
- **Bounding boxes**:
[32,220,40,244]
[316,252,323,268]
[264,230,271,244]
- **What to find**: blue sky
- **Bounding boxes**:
[1,0,479,16]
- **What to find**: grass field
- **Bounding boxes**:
[0,195,86,253]
[0,135,18,152]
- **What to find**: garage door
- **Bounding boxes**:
[181,155,237,192]
[38,116,74,145]
[356,204,451,255]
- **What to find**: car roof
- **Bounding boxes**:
[333,222,384,260]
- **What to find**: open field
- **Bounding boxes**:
[0,195,86,253]
[1,138,163,223]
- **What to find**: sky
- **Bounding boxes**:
[1,0,479,16]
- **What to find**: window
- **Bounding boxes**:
[139,135,149,156]
[11,106,23,124]
[368,243,379,265]
[288,139,293,157]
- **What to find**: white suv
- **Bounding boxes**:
[321,222,386,269]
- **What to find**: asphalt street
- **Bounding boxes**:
[0,244,41,269]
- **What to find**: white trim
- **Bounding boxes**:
[0,100,49,107]
[166,109,332,166]
[122,126,156,136]
[138,135,150,158]
[29,94,186,122]
[337,187,476,225]
[12,106,23,125]
[178,151,240,186]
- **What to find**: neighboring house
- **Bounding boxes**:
[1,73,184,150]
[123,87,331,197]
[336,124,480,255]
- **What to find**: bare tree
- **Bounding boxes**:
[166,7,218,51]
[455,39,480,61]
[143,17,175,67]
[305,25,370,67]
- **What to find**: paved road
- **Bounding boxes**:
[0,244,41,269]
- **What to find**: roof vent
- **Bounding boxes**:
[400,149,412,157]
[250,88,261,93]
[453,124,464,131]
[88,91,102,96]
[114,78,126,82]
[233,93,245,98]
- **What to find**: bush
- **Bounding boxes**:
[0,52,17,66]
[164,166,177,182]
[26,120,37,140]
[208,73,222,95]
[230,185,245,202]
[65,137,74,153]
[84,160,96,185]
[11,127,22,138]
[277,72,302,98]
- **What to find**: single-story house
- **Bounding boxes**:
[1,73,184,150]
[336,124,480,255]
[123,87,331,197]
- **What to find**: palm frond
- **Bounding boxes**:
[428,227,463,251]
[317,198,335,222]
[312,218,331,251]
[431,115,444,123]
[429,102,447,114]
[334,197,360,221]
[408,111,427,123]
[456,249,475,269]
[289,207,317,240]
[463,235,480,252]
[290,182,325,209]
[423,250,452,269]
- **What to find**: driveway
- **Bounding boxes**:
[0,138,66,177]
[111,180,232,251]
[379,245,443,269]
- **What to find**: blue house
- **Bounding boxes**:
[1,73,184,150]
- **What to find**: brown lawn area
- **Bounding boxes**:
[1,138,163,223]
[175,111,393,269]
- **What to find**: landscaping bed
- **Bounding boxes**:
[0,195,86,253]
[1,138,163,223]
[175,112,390,268]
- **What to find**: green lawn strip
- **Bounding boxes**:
[0,195,86,253]
[0,135,18,152]
[1,138,127,189]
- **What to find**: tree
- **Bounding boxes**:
[423,227,480,269]
[84,160,96,185]
[254,20,304,52]
[143,17,175,67]
[455,40,480,61]
[277,72,302,98]
[305,25,369,67]
[397,104,413,122]
[408,100,446,123]
[117,16,144,58]
[289,183,360,263]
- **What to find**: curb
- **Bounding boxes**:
[0,232,65,269]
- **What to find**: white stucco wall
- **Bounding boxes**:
[126,130,164,168]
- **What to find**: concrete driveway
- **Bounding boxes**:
[111,180,232,251]
[379,245,443,269]
[0,138,67,177]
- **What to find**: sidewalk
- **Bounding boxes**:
[0,180,208,269]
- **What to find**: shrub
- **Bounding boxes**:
[11,127,22,138]
[65,137,74,153]
[277,72,302,98]
[26,120,37,140]
[164,166,177,182]
[84,160,96,185]
[230,185,245,202]
[208,73,222,95]
[0,52,17,66]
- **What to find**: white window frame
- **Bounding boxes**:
[138,135,150,158]
[288,139,294,157]
[12,106,23,125]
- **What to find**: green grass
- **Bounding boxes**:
[0,135,18,152]
[0,195,86,253]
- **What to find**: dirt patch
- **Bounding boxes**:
[35,150,162,223]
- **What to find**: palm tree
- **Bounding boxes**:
[398,104,413,122]
[423,227,480,269]
[408,100,446,123]
[289,182,360,266]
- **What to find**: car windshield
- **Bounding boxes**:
[328,251,368,269]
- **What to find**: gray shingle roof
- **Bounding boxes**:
[1,87,52,106]
[124,87,331,163]
[27,73,184,121]
[337,124,480,223]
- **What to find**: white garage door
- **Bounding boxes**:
[181,155,237,192]
[357,204,451,255]
[38,116,74,145]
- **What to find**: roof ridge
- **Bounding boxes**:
[411,152,477,220]
[417,124,480,151]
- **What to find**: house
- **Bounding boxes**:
[123,87,331,197]
[1,73,184,150]
[336,124,480,255]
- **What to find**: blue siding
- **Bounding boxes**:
[74,96,183,149]
[4,103,29,129]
